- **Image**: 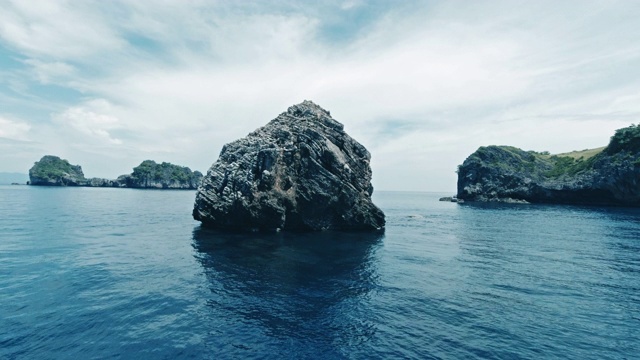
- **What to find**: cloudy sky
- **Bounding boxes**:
[1,0,639,191]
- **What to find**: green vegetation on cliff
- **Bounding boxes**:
[461,146,540,176]
[605,124,640,154]
[467,144,606,180]
[28,156,203,189]
[550,147,605,160]
[457,124,640,205]
[543,154,598,178]
[128,160,203,188]
[29,156,86,186]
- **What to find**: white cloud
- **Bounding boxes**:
[23,59,75,84]
[0,0,124,59]
[1,0,640,190]
[0,116,31,140]
[340,0,364,10]
[52,99,123,145]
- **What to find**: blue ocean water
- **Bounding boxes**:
[1,186,639,359]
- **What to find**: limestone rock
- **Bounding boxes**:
[121,160,203,189]
[87,177,122,187]
[28,156,202,189]
[29,155,87,186]
[457,125,640,206]
[193,100,385,231]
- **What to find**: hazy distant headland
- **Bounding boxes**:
[457,124,640,206]
[0,172,29,185]
[28,155,203,190]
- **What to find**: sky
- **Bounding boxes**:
[1,0,639,191]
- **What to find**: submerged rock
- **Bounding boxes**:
[457,125,640,206]
[193,100,385,231]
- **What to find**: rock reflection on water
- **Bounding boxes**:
[191,227,384,355]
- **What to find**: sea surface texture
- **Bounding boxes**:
[1,186,639,359]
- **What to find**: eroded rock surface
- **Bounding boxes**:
[457,125,640,206]
[193,100,385,231]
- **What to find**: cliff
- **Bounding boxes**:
[120,160,203,189]
[28,156,202,189]
[29,156,86,186]
[457,125,640,206]
[193,100,385,231]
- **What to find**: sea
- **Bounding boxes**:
[1,185,639,359]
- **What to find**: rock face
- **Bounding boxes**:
[120,160,203,189]
[457,125,640,206]
[29,155,86,186]
[193,100,385,231]
[86,177,126,187]
[29,156,202,189]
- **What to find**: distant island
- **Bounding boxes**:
[457,124,640,206]
[29,155,203,189]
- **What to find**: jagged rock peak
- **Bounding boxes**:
[254,100,344,134]
[193,101,385,232]
[287,100,331,117]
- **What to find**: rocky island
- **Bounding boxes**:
[28,156,202,189]
[118,160,203,189]
[29,155,87,186]
[193,100,385,231]
[457,124,640,206]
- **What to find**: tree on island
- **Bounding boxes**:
[28,155,86,186]
[28,156,203,189]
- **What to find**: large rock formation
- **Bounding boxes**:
[118,160,203,189]
[457,124,640,206]
[29,155,86,186]
[29,156,202,189]
[193,100,385,231]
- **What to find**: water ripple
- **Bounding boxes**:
[1,188,639,358]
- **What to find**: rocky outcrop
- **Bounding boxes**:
[29,156,87,186]
[457,125,640,206]
[438,196,466,203]
[120,160,203,189]
[193,100,385,231]
[87,177,126,187]
[29,156,202,189]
